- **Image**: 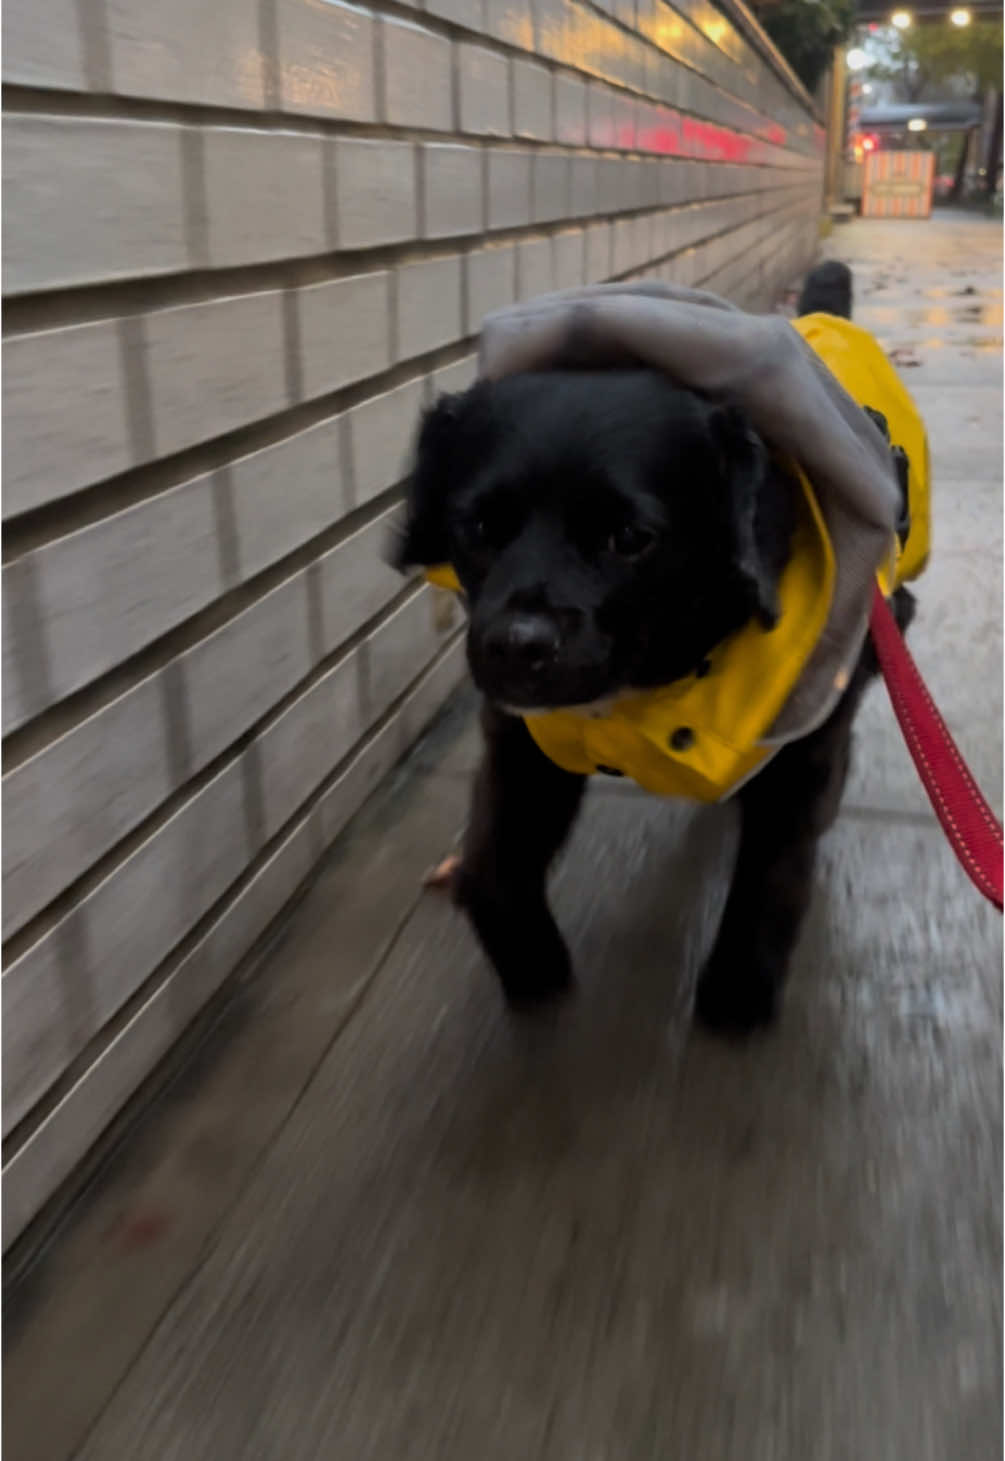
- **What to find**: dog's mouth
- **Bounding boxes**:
[495,692,621,718]
[466,610,624,714]
[472,664,625,717]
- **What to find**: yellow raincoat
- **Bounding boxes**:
[427,314,930,802]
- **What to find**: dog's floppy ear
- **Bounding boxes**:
[391,389,478,571]
[709,403,781,630]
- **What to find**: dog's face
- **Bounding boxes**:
[395,370,792,711]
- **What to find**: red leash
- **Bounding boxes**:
[870,585,1003,910]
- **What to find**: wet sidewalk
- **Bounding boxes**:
[6,213,1002,1461]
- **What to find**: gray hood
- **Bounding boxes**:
[477,281,900,743]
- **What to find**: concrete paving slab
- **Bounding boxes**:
[71,803,1000,1461]
[917,389,1003,482]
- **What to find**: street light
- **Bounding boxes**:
[891,9,912,27]
[907,117,928,131]
[847,47,869,70]
[949,7,971,24]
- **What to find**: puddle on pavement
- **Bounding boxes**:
[916,336,1005,351]
[858,304,1003,328]
[876,334,1005,347]
[878,338,1005,366]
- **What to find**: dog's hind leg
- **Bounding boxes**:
[454,700,586,1008]
[692,591,914,1034]
[694,725,855,1033]
[693,774,838,1032]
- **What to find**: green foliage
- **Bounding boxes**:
[757,0,858,93]
[869,20,1005,101]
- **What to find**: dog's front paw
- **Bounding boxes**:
[422,853,462,892]
[694,956,779,1035]
[498,941,575,1013]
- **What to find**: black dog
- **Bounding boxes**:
[395,263,914,1032]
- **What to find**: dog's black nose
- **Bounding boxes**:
[486,614,560,673]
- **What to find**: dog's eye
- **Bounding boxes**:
[462,518,487,545]
[608,525,656,559]
[455,516,493,554]
[457,501,519,554]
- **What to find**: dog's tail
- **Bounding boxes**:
[797,260,853,320]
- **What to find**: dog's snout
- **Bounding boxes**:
[486,614,560,673]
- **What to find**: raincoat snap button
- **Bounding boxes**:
[669,726,695,752]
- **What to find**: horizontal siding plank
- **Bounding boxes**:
[106,0,266,109]
[4,116,188,296]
